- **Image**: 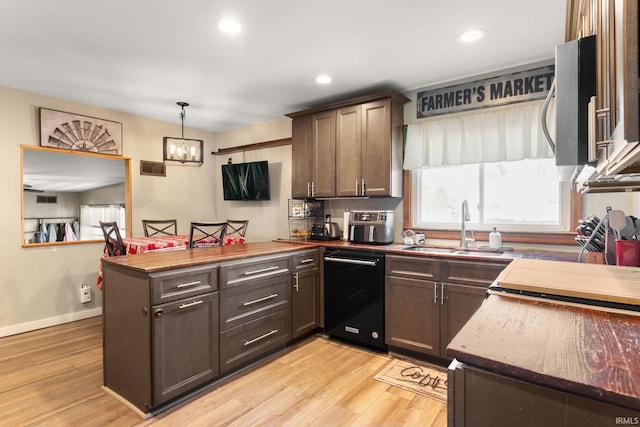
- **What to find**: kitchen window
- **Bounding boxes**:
[80,204,126,240]
[411,158,571,232]
[403,100,580,245]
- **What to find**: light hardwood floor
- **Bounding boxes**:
[0,317,446,426]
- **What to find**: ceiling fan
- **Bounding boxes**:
[23,184,43,193]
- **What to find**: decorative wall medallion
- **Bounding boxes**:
[39,108,123,155]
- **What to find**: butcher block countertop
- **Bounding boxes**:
[448,259,640,411]
[101,241,306,273]
[495,258,640,306]
[102,239,579,274]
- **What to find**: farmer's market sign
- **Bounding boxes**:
[417,65,554,118]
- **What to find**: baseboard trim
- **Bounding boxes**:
[0,307,103,338]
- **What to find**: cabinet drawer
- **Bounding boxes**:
[220,274,291,331]
[442,260,507,287]
[292,249,319,271]
[219,254,291,289]
[150,265,217,305]
[385,255,439,280]
[219,309,291,374]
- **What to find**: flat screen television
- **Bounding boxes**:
[221,160,270,201]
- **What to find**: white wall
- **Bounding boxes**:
[212,119,293,242]
[0,85,218,336]
[583,192,640,219]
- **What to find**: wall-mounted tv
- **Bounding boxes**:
[221,160,270,201]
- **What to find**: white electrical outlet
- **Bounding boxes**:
[80,284,91,303]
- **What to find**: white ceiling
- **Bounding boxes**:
[23,148,125,193]
[1,0,566,134]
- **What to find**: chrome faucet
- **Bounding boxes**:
[460,199,475,249]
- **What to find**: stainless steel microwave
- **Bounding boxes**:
[554,35,596,167]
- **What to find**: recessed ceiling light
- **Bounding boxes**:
[216,18,242,35]
[457,29,485,43]
[315,74,332,85]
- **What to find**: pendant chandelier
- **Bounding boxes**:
[163,101,204,165]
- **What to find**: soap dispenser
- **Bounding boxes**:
[489,227,502,250]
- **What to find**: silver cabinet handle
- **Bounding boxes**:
[244,329,278,346]
[324,257,377,267]
[294,273,299,292]
[243,266,280,276]
[433,284,437,305]
[243,293,279,306]
[299,258,314,264]
[176,280,202,288]
[355,179,359,196]
[307,181,311,197]
[179,300,204,309]
[154,308,164,318]
[441,283,445,305]
[362,178,365,195]
[588,95,597,162]
[311,181,316,197]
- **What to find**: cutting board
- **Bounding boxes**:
[495,258,640,306]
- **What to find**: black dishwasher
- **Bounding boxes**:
[323,248,386,351]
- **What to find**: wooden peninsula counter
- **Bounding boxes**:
[100,242,320,416]
[447,259,640,427]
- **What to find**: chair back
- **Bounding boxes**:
[142,219,177,237]
[225,219,249,237]
[99,221,126,256]
[189,222,228,248]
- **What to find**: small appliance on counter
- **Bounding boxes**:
[310,215,342,241]
[348,210,394,245]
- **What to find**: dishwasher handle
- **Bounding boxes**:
[324,256,378,267]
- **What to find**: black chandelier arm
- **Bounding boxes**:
[177,101,189,139]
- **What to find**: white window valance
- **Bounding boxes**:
[403,100,555,169]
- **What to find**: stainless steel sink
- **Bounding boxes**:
[452,249,504,256]
[401,246,456,254]
[402,246,504,256]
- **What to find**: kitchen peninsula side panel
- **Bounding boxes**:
[103,266,152,411]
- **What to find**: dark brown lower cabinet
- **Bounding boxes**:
[448,361,640,426]
[439,282,487,356]
[291,248,320,339]
[103,247,321,415]
[385,275,440,356]
[218,253,293,374]
[219,309,291,373]
[103,263,219,413]
[292,267,319,338]
[385,255,507,359]
[152,292,219,405]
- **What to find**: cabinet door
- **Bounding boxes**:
[152,292,219,406]
[440,282,487,357]
[603,0,639,173]
[385,276,440,357]
[292,268,319,339]
[335,105,362,196]
[361,99,392,196]
[311,110,336,197]
[291,116,313,198]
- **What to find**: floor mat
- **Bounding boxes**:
[374,358,447,403]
